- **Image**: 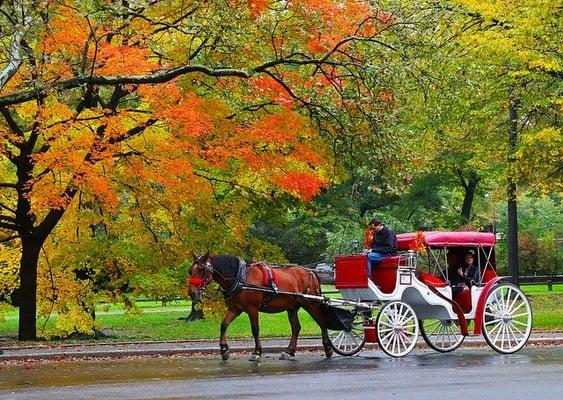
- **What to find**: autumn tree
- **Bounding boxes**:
[0,0,437,339]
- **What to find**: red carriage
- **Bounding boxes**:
[327,231,533,357]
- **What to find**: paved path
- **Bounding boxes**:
[1,331,562,361]
[2,348,563,399]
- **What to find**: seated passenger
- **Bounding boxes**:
[366,218,398,277]
[448,250,480,296]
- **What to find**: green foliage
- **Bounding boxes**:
[493,195,562,274]
[519,233,562,277]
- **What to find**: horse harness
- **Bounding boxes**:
[191,257,318,304]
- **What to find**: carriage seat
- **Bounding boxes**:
[370,256,399,294]
[417,271,447,288]
[481,267,497,283]
[335,254,399,293]
[453,289,472,313]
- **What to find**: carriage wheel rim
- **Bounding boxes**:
[420,319,464,352]
[483,284,532,354]
[328,312,366,356]
[376,301,419,357]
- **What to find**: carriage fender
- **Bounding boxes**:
[473,276,507,335]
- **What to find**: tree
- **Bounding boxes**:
[0,0,430,339]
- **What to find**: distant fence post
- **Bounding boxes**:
[547,279,553,291]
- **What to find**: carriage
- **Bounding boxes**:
[188,231,533,361]
[325,231,533,357]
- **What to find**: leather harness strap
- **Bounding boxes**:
[219,258,247,299]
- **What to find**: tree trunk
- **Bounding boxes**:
[180,298,204,322]
[18,238,42,340]
[459,172,479,222]
[507,95,520,285]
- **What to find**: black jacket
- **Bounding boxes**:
[448,264,480,286]
[371,226,398,255]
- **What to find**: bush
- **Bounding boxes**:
[519,232,562,276]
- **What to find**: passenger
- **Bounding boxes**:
[366,218,398,277]
[448,250,480,296]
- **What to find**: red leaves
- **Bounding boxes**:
[273,171,328,201]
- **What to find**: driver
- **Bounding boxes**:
[366,218,398,277]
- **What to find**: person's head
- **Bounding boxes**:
[368,218,384,232]
[464,250,475,266]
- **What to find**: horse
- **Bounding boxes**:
[187,251,333,361]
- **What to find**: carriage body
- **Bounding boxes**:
[329,231,532,357]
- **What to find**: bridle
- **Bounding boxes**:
[188,257,214,296]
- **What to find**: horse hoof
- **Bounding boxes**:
[280,352,296,361]
[325,347,333,359]
[249,354,261,362]
[221,350,230,361]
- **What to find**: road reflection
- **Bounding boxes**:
[0,347,560,391]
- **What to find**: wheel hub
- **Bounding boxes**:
[502,314,512,324]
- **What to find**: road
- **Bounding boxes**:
[1,347,562,399]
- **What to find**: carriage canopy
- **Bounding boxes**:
[397,231,496,251]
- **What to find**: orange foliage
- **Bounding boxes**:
[364,227,374,249]
[251,75,294,107]
[41,12,90,56]
[273,171,328,201]
[94,44,156,76]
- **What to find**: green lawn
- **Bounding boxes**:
[1,284,561,345]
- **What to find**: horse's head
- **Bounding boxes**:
[187,251,213,300]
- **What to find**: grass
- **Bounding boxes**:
[0,284,561,345]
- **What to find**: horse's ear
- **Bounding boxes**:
[203,250,210,260]
[191,251,198,261]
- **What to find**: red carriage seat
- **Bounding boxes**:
[418,271,447,288]
[335,254,399,292]
[481,267,497,283]
[370,256,399,293]
[453,290,472,313]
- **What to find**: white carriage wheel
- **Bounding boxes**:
[482,283,532,354]
[328,310,366,356]
[419,319,465,353]
[376,301,419,358]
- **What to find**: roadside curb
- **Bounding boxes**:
[1,334,562,362]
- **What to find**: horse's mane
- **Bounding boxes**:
[210,255,250,280]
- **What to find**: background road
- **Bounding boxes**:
[1,347,562,400]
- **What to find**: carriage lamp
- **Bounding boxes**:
[352,240,359,250]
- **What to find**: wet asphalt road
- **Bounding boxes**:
[1,347,562,400]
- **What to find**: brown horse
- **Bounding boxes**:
[187,252,333,361]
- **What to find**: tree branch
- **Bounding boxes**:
[456,168,468,189]
[0,202,16,214]
[0,1,33,90]
[0,214,17,224]
[0,221,18,231]
[0,234,20,243]
[0,33,388,108]
[0,65,250,107]
[0,107,25,139]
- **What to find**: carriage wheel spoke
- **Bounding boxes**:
[483,284,532,354]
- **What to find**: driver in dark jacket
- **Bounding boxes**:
[366,218,398,276]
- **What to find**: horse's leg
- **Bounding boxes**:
[303,303,333,358]
[220,308,241,361]
[280,307,301,360]
[247,308,262,361]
